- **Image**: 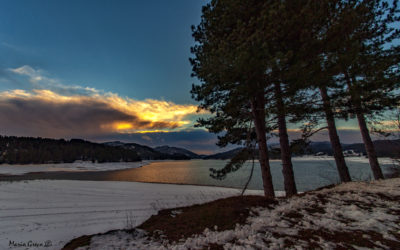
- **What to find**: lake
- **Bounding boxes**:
[0,157,396,192]
[96,157,395,191]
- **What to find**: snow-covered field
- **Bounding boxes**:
[82,178,400,249]
[0,180,272,250]
[0,161,150,175]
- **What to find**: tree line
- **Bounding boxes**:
[0,136,141,164]
[190,0,400,198]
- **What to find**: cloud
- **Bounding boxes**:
[8,65,99,96]
[9,65,42,81]
[1,42,31,54]
[0,65,202,138]
[0,88,199,138]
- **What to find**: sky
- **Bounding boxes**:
[0,0,392,154]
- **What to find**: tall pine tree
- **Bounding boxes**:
[325,0,400,179]
[191,0,276,198]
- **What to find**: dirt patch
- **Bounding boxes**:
[62,195,275,249]
[374,192,400,202]
[62,235,92,250]
[203,243,224,250]
[138,195,276,242]
[283,211,304,219]
[303,204,325,214]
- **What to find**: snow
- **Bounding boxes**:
[0,161,150,175]
[0,180,274,250]
[289,156,395,165]
[83,178,400,249]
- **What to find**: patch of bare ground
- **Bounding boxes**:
[62,235,92,250]
[204,243,224,250]
[138,195,276,243]
[62,195,276,249]
[62,229,125,250]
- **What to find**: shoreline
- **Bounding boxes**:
[0,160,152,176]
[0,168,269,192]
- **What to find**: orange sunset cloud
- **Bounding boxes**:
[0,89,200,138]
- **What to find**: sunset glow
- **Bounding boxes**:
[0,88,201,137]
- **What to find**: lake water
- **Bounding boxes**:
[0,157,396,192]
[107,157,395,192]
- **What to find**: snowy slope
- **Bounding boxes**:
[83,178,400,249]
[0,180,270,250]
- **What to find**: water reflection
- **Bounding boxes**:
[106,159,393,191]
[109,161,196,183]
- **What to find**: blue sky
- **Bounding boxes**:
[0,0,203,103]
[0,0,390,154]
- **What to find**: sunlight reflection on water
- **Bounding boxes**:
[107,158,394,192]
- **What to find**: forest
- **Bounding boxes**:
[0,136,141,164]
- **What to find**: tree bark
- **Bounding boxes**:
[356,112,384,179]
[274,83,297,196]
[319,86,352,182]
[343,71,384,180]
[250,94,275,198]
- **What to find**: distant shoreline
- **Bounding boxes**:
[0,167,264,192]
[0,160,151,176]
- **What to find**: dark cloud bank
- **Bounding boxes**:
[0,96,178,138]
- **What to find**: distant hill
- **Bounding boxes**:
[343,139,400,158]
[103,141,126,147]
[154,145,200,159]
[203,139,400,160]
[308,141,336,155]
[104,141,191,160]
[0,136,141,164]
[308,139,400,157]
[204,147,281,160]
[203,148,244,160]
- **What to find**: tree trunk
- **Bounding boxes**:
[250,94,275,198]
[343,71,384,180]
[319,86,352,182]
[274,83,297,196]
[356,112,384,179]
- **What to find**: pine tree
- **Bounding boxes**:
[255,0,306,196]
[325,0,400,179]
[290,0,353,183]
[190,0,276,198]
